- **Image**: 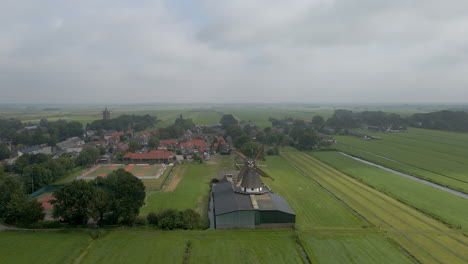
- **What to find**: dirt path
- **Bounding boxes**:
[165,167,186,192]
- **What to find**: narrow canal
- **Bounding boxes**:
[339,152,468,199]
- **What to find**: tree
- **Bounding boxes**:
[225,125,244,143]
[4,191,45,226]
[52,180,95,225]
[76,146,100,167]
[102,169,146,224]
[158,209,183,230]
[240,142,260,159]
[147,212,158,226]
[0,143,11,160]
[148,135,160,150]
[90,188,110,226]
[0,177,23,217]
[297,129,318,150]
[234,135,251,149]
[311,115,325,130]
[180,209,200,229]
[220,114,238,129]
[128,141,142,153]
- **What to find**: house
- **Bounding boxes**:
[18,144,53,156]
[56,137,85,152]
[178,139,210,154]
[116,143,129,152]
[105,132,124,145]
[123,149,175,163]
[160,139,177,149]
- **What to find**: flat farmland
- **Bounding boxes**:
[310,151,468,233]
[140,164,215,222]
[77,230,304,264]
[301,232,414,264]
[335,128,468,192]
[283,152,468,264]
[262,156,365,230]
[0,231,90,264]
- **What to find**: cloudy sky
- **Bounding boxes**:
[1,0,467,104]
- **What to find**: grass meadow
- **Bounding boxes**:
[140,163,215,227]
[301,232,414,264]
[282,152,468,264]
[0,231,90,264]
[262,156,365,230]
[310,151,468,233]
[335,128,468,192]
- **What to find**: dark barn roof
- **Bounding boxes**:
[212,182,253,215]
[212,182,295,216]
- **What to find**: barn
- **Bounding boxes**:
[212,182,295,229]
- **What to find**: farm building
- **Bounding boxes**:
[212,182,295,229]
[211,148,295,229]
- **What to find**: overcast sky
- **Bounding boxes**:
[1,0,467,104]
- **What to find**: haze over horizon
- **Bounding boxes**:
[1,0,467,104]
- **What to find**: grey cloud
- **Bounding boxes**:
[0,0,467,104]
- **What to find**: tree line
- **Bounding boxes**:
[87,114,157,132]
[0,119,84,148]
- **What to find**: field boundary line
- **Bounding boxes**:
[314,152,467,234]
[302,153,468,247]
[338,143,468,185]
[291,153,467,263]
[286,152,460,264]
[281,155,370,224]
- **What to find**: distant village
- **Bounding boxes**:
[0,108,233,167]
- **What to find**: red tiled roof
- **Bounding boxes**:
[123,150,174,160]
[180,140,210,148]
[160,139,177,145]
[112,132,124,137]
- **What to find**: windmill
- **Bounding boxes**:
[233,147,271,194]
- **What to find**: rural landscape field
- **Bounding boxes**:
[1,2,468,263]
[1,104,468,264]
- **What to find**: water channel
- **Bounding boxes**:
[339,152,468,199]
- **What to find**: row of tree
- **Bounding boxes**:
[147,209,201,230]
[0,177,44,227]
[0,119,84,147]
[319,109,468,133]
[52,169,145,225]
[87,114,157,132]
[8,153,75,192]
[158,115,195,139]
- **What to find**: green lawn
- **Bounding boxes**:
[140,164,215,219]
[53,167,88,185]
[82,164,163,178]
[263,156,365,230]
[0,231,90,264]
[310,151,468,232]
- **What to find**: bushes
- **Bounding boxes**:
[147,209,201,230]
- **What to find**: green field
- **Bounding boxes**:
[0,229,416,264]
[310,151,468,233]
[262,156,365,230]
[140,164,215,224]
[335,128,468,192]
[0,231,90,264]
[282,152,468,264]
[301,232,414,264]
